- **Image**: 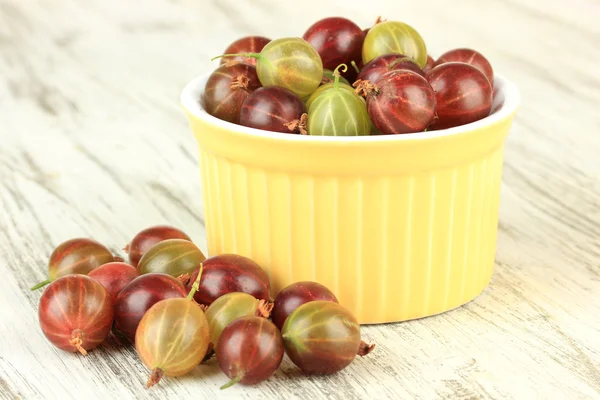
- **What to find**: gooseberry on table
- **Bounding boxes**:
[282,301,375,374]
[426,62,493,130]
[136,238,205,276]
[124,225,191,267]
[31,238,118,290]
[205,291,273,349]
[271,281,338,331]
[362,20,428,68]
[88,261,138,304]
[38,275,113,355]
[113,273,187,341]
[303,17,364,83]
[186,253,270,306]
[135,268,210,388]
[212,37,323,99]
[216,316,284,389]
[306,64,371,136]
[203,62,261,124]
[239,86,307,134]
[435,48,494,86]
[220,36,271,66]
[356,69,437,134]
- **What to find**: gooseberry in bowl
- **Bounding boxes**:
[39,275,113,355]
[124,225,191,267]
[216,316,284,389]
[303,17,364,82]
[357,54,425,83]
[239,86,307,134]
[136,238,205,277]
[435,48,494,86]
[426,62,493,130]
[272,281,338,331]
[187,253,270,306]
[424,55,435,72]
[203,62,261,124]
[113,273,187,341]
[213,37,323,99]
[220,36,271,66]
[31,238,118,290]
[362,20,428,67]
[356,69,436,134]
[282,301,374,374]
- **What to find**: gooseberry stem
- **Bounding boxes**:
[332,64,348,90]
[220,375,243,390]
[351,61,360,74]
[211,53,260,62]
[186,263,204,301]
[146,368,164,388]
[30,279,51,291]
[358,340,375,356]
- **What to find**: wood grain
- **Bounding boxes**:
[1,0,599,398]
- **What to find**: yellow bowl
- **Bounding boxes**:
[181,75,519,324]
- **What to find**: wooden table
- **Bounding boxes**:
[1,0,599,398]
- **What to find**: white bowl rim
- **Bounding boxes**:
[181,72,520,142]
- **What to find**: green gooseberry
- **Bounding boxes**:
[362,21,428,68]
[306,64,371,136]
[212,37,323,99]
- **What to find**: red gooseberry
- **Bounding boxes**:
[136,239,205,277]
[271,281,338,331]
[38,275,114,355]
[124,225,191,267]
[88,262,139,304]
[220,36,271,66]
[426,62,493,130]
[424,55,435,72]
[217,316,284,389]
[31,238,118,290]
[357,54,425,84]
[435,48,494,86]
[113,273,187,341]
[239,86,307,134]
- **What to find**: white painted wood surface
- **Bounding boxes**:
[1,0,599,398]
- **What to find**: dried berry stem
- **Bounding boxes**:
[146,368,164,388]
[177,273,191,286]
[211,53,260,62]
[357,340,375,356]
[220,375,243,390]
[186,263,204,301]
[30,279,51,291]
[353,80,380,98]
[230,75,250,90]
[256,300,274,318]
[284,113,308,135]
[70,330,88,356]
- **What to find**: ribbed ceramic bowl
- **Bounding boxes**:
[181,74,519,324]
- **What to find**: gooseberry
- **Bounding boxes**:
[203,62,261,124]
[426,62,492,130]
[213,37,323,99]
[31,238,118,290]
[39,275,113,355]
[220,36,271,66]
[362,20,428,68]
[307,64,371,136]
[357,54,425,83]
[424,55,435,72]
[136,239,205,277]
[282,301,374,374]
[136,269,210,388]
[88,262,138,304]
[435,48,494,86]
[114,273,187,341]
[186,253,270,306]
[356,69,436,134]
[216,316,284,389]
[271,281,338,331]
[124,225,191,267]
[239,87,307,134]
[303,17,364,82]
[205,292,272,349]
